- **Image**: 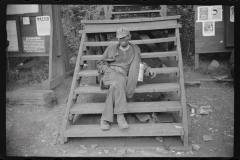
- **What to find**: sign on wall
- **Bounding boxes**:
[202,21,215,36]
[230,6,234,22]
[6,20,19,52]
[197,5,222,22]
[22,36,46,53]
[36,16,51,36]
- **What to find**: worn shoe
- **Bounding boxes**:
[117,114,129,129]
[100,120,110,131]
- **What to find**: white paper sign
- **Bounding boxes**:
[230,6,234,22]
[197,5,222,22]
[210,5,222,21]
[198,6,209,22]
[6,20,19,52]
[203,21,215,36]
[23,17,30,25]
[36,16,51,36]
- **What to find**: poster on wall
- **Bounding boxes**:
[36,16,51,36]
[197,5,222,22]
[203,21,215,36]
[6,20,19,52]
[210,5,222,21]
[197,6,209,22]
[230,6,234,22]
[22,36,46,53]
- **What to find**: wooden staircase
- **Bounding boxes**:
[60,14,189,146]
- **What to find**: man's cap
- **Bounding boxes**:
[116,27,130,39]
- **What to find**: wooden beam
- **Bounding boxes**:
[7,53,49,57]
[6,89,56,107]
[111,10,162,15]
[84,37,177,47]
[81,15,181,24]
[80,24,181,34]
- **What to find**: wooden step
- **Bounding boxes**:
[112,5,136,7]
[81,51,178,61]
[74,83,180,94]
[84,37,176,47]
[64,123,184,137]
[111,10,162,15]
[77,67,179,77]
[79,24,181,34]
[81,15,181,24]
[70,101,182,114]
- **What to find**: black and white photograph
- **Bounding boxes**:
[6,4,234,158]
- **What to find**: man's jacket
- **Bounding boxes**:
[97,42,150,98]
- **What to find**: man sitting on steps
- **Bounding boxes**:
[97,27,157,131]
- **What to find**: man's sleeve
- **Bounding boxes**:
[136,45,151,76]
[97,46,109,74]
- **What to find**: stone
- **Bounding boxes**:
[208,60,219,71]
[189,150,194,154]
[41,139,47,143]
[156,147,165,152]
[135,114,151,122]
[127,148,135,153]
[79,150,87,154]
[210,148,214,152]
[192,144,200,151]
[117,149,126,156]
[80,145,86,149]
[91,144,99,148]
[104,150,110,154]
[63,150,67,153]
[155,137,163,143]
[203,135,213,141]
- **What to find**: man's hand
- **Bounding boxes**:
[149,69,156,79]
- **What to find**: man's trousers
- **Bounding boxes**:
[101,67,128,122]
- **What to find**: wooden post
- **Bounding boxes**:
[195,53,199,69]
[42,5,71,89]
[160,5,167,17]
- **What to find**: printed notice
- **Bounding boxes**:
[36,16,51,36]
[6,20,19,52]
[197,5,222,22]
[230,6,234,22]
[198,6,209,22]
[22,36,46,53]
[210,5,222,21]
[203,21,215,36]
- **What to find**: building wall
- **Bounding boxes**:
[194,5,232,54]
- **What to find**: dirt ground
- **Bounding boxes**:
[6,66,234,157]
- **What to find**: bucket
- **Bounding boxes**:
[138,63,145,82]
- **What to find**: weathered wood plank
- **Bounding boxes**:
[74,83,180,94]
[111,10,162,15]
[80,24,181,34]
[70,101,182,114]
[64,123,184,137]
[84,20,178,31]
[81,51,178,61]
[195,41,233,54]
[77,67,179,77]
[6,89,56,107]
[195,28,225,42]
[176,28,188,146]
[81,15,181,24]
[84,37,176,47]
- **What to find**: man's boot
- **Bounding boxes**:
[100,120,110,131]
[117,114,129,129]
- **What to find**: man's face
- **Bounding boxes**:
[118,35,130,47]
